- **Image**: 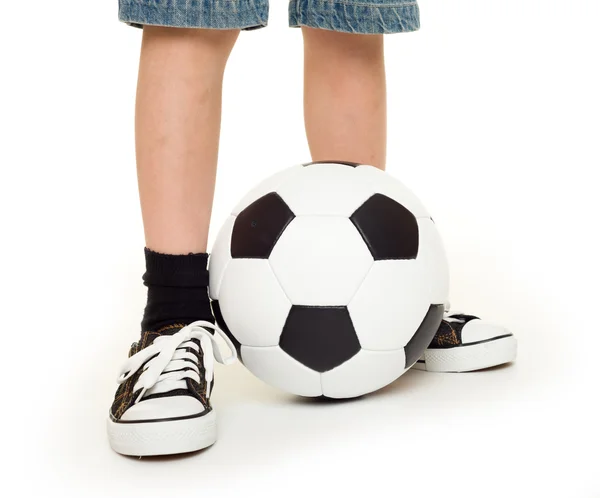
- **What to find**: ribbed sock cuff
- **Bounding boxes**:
[141,248,213,332]
[142,248,209,288]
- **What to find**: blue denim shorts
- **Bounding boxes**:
[119,0,420,35]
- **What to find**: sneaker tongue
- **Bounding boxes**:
[155,324,186,336]
[449,313,479,323]
[139,324,186,349]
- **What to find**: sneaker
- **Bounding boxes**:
[412,309,517,372]
[107,321,236,456]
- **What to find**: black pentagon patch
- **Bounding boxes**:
[280,306,361,373]
[350,193,419,260]
[303,160,361,167]
[211,300,243,362]
[404,304,445,368]
[231,193,295,259]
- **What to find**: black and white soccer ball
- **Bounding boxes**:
[209,162,449,398]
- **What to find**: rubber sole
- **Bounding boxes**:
[107,409,217,456]
[412,335,517,373]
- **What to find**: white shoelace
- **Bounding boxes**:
[117,321,237,404]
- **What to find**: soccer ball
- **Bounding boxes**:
[209,161,449,398]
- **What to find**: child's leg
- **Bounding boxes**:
[300,23,517,373]
[302,27,387,169]
[136,27,239,254]
[135,27,239,333]
[109,25,240,457]
[109,1,264,457]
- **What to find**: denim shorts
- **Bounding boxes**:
[119,0,420,35]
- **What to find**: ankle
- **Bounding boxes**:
[141,249,213,332]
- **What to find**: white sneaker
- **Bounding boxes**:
[107,321,236,456]
[412,310,517,372]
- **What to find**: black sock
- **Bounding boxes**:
[141,248,214,332]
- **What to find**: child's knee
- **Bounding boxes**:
[302,26,383,63]
[142,26,240,58]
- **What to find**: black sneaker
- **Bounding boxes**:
[412,309,517,372]
[107,321,236,456]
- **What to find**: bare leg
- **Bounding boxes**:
[302,27,387,170]
[136,27,239,254]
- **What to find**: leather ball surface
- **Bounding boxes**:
[209,162,449,398]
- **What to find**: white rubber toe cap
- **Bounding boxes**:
[120,396,206,422]
[461,320,512,344]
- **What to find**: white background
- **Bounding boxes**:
[2,0,599,496]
